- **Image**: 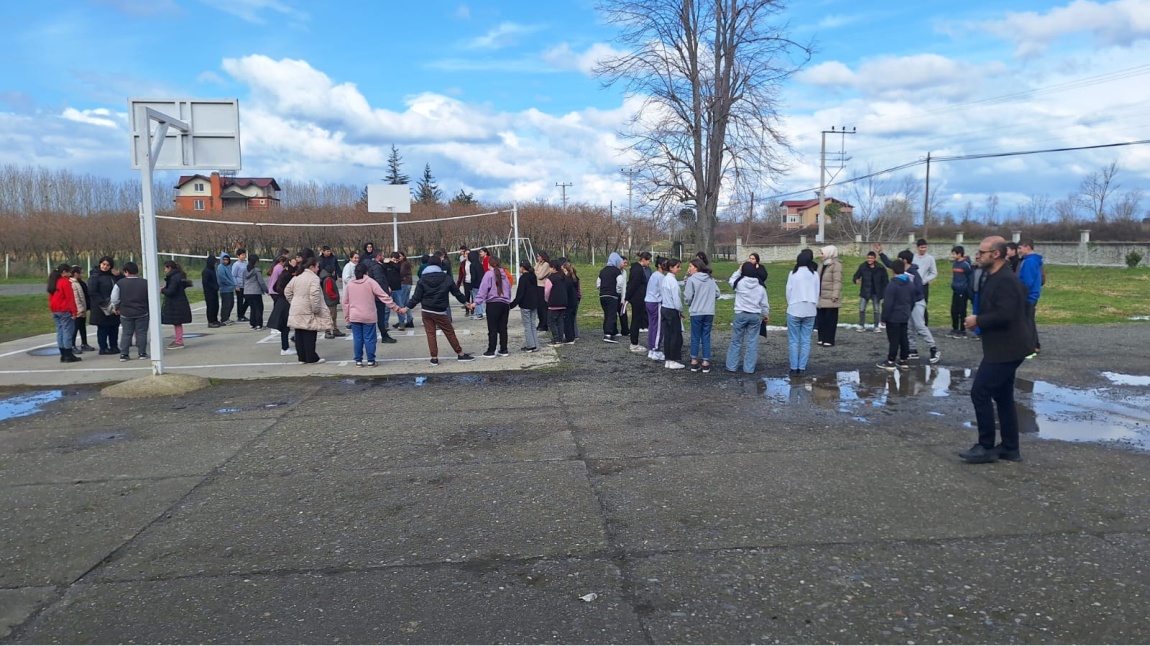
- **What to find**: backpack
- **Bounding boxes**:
[321,275,339,306]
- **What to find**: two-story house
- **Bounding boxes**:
[779,197,854,230]
[173,172,281,212]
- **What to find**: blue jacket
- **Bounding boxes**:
[1018,253,1043,303]
[950,258,973,295]
[217,258,236,290]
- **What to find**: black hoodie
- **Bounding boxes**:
[407,268,469,314]
[509,271,539,310]
[202,256,219,294]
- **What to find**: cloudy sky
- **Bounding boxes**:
[2,0,1149,218]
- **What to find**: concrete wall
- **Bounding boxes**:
[736,233,1150,267]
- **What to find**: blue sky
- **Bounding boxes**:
[2,0,1149,220]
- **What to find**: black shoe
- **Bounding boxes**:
[482,351,497,358]
[602,335,618,343]
[405,321,415,329]
[119,354,129,362]
[109,347,121,354]
[381,335,397,344]
[907,351,920,360]
[877,360,896,371]
[897,360,910,370]
[958,444,999,464]
[98,348,114,355]
[237,316,249,322]
[324,332,335,339]
[929,347,940,364]
[496,350,509,357]
[524,347,538,353]
[138,353,149,360]
[208,322,221,328]
[457,353,475,362]
[430,358,440,366]
[995,445,1023,462]
[81,344,95,351]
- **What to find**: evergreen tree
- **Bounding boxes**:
[451,189,475,206]
[414,163,442,204]
[384,145,409,185]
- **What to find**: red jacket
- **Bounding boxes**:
[49,277,77,315]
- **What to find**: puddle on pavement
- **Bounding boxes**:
[0,390,65,422]
[1014,378,1150,451]
[758,366,968,421]
[337,373,534,390]
[756,367,1150,451]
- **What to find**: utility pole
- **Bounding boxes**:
[620,168,637,218]
[922,152,932,240]
[555,182,572,211]
[818,126,856,243]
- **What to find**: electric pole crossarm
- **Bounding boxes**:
[817,126,857,243]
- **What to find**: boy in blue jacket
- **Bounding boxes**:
[877,259,916,370]
[948,246,973,338]
[1017,240,1044,356]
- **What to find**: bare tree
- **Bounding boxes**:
[1109,189,1143,222]
[595,0,811,257]
[832,165,916,241]
[1078,160,1121,222]
[983,194,999,225]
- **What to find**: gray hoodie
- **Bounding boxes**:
[683,271,720,316]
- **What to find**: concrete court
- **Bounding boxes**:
[0,302,557,387]
[2,323,1150,643]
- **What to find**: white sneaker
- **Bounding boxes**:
[654,351,666,361]
[665,360,686,369]
[630,344,647,353]
[280,349,294,356]
[646,350,656,360]
[856,325,866,332]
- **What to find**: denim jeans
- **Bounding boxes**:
[350,321,378,362]
[470,287,485,317]
[53,312,75,349]
[858,296,880,328]
[689,315,713,360]
[520,308,539,349]
[786,313,816,370]
[725,311,761,373]
[395,285,411,325]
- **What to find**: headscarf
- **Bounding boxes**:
[607,252,623,269]
[821,245,839,264]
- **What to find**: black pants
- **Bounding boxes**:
[245,294,264,328]
[548,310,567,343]
[536,286,549,331]
[922,283,931,327]
[219,290,234,321]
[660,307,683,361]
[1025,301,1040,351]
[485,301,510,353]
[564,306,577,342]
[971,358,1024,451]
[629,300,647,346]
[295,329,320,363]
[73,315,88,347]
[204,288,220,324]
[950,292,969,332]
[885,321,909,361]
[236,289,248,318]
[815,307,839,345]
[96,323,119,351]
[600,296,620,337]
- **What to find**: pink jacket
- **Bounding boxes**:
[341,276,397,324]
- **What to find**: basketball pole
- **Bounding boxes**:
[137,106,189,376]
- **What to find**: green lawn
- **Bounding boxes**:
[0,289,206,342]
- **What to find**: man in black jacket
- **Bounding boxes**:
[400,263,474,365]
[958,236,1034,464]
[852,251,888,332]
[366,251,396,343]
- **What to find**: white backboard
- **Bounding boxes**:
[367,184,411,213]
[129,98,241,170]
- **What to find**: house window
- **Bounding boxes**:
[193,199,205,211]
[787,215,799,223]
[194,183,204,192]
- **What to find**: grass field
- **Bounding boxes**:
[1,262,1146,342]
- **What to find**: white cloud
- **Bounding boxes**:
[196,0,308,26]
[542,42,627,75]
[61,107,121,129]
[817,14,862,30]
[970,0,1150,58]
[196,70,226,85]
[462,22,544,50]
[797,54,1008,101]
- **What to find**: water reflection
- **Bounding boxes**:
[0,390,64,422]
[758,366,968,420]
[1015,378,1150,450]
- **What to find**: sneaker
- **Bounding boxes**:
[381,335,397,344]
[457,353,475,362]
[496,350,509,357]
[929,347,940,364]
[946,330,959,339]
[907,350,921,360]
[897,360,910,370]
[474,314,485,321]
[405,321,415,329]
[393,322,401,330]
[208,322,221,328]
[237,316,249,322]
[873,326,882,333]
[646,350,656,360]
[958,444,998,464]
[564,339,575,345]
[324,332,335,339]
[690,361,700,372]
[280,349,294,356]
[653,351,665,361]
[630,344,647,353]
[366,361,376,368]
[482,351,497,358]
[856,325,866,332]
[332,329,346,337]
[954,331,967,339]
[355,361,363,367]
[119,354,129,362]
[166,341,184,350]
[253,326,264,331]
[995,444,1023,462]
[602,336,618,343]
[665,360,686,370]
[72,346,83,355]
[430,358,440,366]
[877,360,896,370]
[138,353,148,360]
[701,362,711,373]
[524,347,538,353]
[315,358,326,364]
[1025,352,1038,359]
